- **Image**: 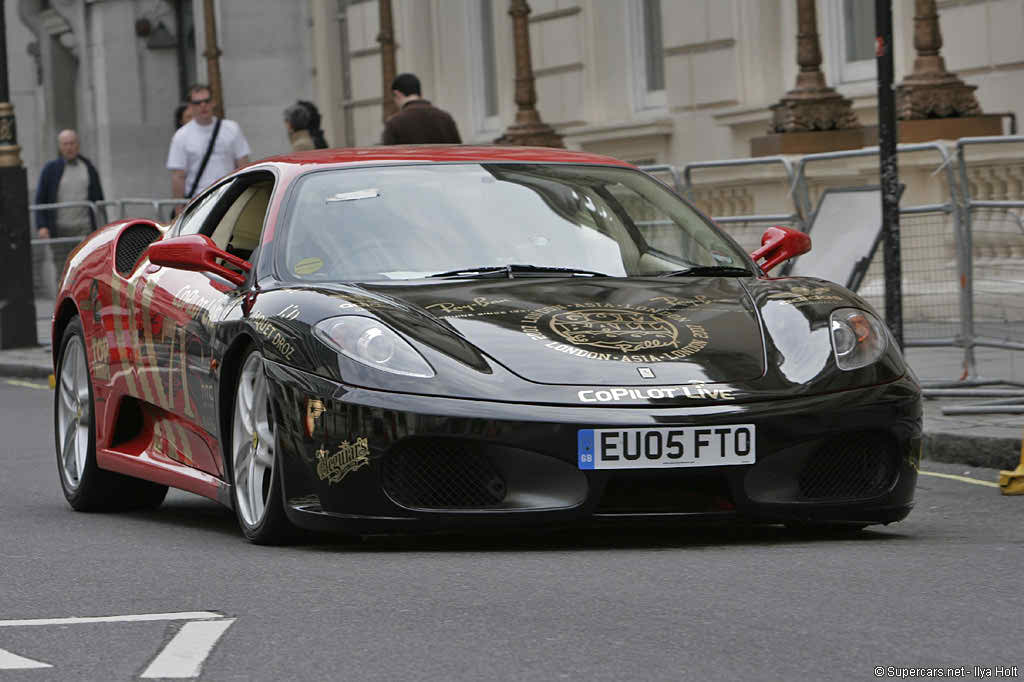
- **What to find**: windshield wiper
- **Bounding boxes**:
[657,265,753,278]
[427,264,609,279]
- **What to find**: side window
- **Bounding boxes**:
[207,174,275,262]
[176,181,234,237]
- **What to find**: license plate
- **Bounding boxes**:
[577,425,755,470]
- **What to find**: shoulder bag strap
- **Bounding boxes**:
[187,117,223,199]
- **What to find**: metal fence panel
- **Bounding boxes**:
[857,211,961,343]
[966,206,1024,349]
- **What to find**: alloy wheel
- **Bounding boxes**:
[56,335,90,490]
[232,351,276,527]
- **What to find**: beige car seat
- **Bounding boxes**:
[209,182,273,259]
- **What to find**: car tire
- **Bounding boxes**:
[230,346,292,544]
[55,317,168,511]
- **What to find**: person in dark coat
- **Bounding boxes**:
[34,129,105,238]
[381,73,462,145]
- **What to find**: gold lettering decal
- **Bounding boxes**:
[316,437,370,484]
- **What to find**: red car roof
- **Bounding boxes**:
[260,145,636,168]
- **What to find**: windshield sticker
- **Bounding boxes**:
[316,437,370,484]
[294,257,324,276]
[326,189,380,204]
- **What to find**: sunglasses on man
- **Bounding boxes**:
[190,97,212,106]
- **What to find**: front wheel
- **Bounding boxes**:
[55,317,167,511]
[231,347,292,544]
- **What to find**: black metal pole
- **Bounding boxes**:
[876,0,903,350]
[0,0,40,349]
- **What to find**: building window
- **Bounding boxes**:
[469,0,500,134]
[825,0,876,83]
[631,0,665,111]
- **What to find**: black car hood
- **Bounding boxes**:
[358,278,765,385]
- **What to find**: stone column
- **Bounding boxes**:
[769,0,859,132]
[0,0,39,348]
[202,0,224,118]
[896,0,980,119]
[495,0,562,147]
[378,0,397,122]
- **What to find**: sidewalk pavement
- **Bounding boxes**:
[5,307,1022,472]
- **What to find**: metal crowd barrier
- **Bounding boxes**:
[641,140,1024,389]
[792,143,964,362]
[952,135,1024,393]
[28,198,187,331]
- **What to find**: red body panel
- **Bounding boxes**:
[258,145,636,169]
[55,219,233,503]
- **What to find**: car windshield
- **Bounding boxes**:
[277,163,751,281]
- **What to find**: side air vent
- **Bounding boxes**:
[115,223,162,276]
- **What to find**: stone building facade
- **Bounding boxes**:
[4,0,1023,200]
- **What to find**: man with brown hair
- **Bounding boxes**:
[381,73,462,145]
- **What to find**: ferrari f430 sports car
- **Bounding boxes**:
[52,147,921,543]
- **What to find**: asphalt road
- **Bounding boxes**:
[1,378,1022,682]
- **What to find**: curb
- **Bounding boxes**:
[0,362,52,380]
[923,431,1022,471]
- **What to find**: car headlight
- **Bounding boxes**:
[314,316,434,377]
[830,308,889,371]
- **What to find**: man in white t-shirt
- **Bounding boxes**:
[167,84,251,202]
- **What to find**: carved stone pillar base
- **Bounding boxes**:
[896,72,981,120]
[770,91,860,133]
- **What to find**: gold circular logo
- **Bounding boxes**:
[549,308,680,353]
[520,302,710,362]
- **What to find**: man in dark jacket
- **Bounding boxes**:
[381,73,462,145]
[34,129,105,238]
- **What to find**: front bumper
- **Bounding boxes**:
[265,361,922,535]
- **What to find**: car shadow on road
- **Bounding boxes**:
[290,522,913,555]
[118,495,916,551]
[122,495,241,539]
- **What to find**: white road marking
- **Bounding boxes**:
[0,611,223,627]
[0,647,51,669]
[140,618,236,679]
[3,379,49,391]
[919,470,1000,488]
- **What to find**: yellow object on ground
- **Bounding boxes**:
[48,374,56,390]
[998,436,1024,495]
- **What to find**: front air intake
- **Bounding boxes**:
[115,223,162,276]
[382,439,507,509]
[798,433,898,500]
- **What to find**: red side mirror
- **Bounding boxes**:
[750,226,811,275]
[148,234,251,286]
